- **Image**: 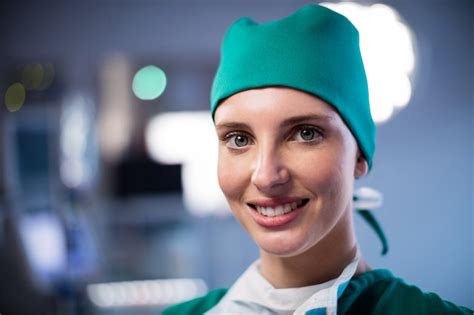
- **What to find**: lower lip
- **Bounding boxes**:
[248,203,306,228]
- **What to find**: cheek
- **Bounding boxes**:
[292,147,354,200]
[217,150,247,203]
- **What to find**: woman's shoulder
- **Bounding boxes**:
[341,269,473,315]
[160,270,473,315]
[161,288,228,315]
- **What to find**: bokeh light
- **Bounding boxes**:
[21,63,45,90]
[5,82,26,112]
[22,62,56,91]
[60,92,97,190]
[132,65,167,100]
[37,63,55,91]
[87,278,207,308]
[18,213,66,280]
[321,2,416,124]
[98,53,134,162]
[145,112,228,216]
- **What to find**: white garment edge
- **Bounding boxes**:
[206,254,360,315]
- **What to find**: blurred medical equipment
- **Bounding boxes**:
[2,102,98,314]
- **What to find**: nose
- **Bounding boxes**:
[251,145,290,193]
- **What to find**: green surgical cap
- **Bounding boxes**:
[211,4,376,168]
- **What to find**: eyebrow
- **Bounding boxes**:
[280,114,335,127]
[215,122,250,133]
[215,113,335,131]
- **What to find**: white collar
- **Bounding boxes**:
[207,255,360,315]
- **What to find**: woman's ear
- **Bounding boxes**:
[354,152,368,179]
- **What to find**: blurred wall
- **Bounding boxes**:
[1,0,473,310]
[356,0,473,307]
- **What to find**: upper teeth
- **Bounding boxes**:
[255,200,304,217]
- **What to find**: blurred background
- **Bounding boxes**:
[0,0,472,314]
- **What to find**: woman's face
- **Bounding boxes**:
[215,87,367,257]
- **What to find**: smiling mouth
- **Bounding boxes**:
[247,199,309,217]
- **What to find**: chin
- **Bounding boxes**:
[255,230,315,258]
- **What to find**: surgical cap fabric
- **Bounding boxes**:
[211,5,376,168]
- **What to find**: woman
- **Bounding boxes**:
[163,5,472,315]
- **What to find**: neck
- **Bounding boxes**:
[259,209,371,288]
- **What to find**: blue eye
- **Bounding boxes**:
[300,128,315,140]
[227,134,250,148]
[294,127,322,142]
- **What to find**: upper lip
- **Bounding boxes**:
[246,197,308,207]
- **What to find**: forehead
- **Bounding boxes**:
[214,87,341,126]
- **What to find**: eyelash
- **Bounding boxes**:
[290,125,324,143]
[220,125,324,150]
[221,132,253,150]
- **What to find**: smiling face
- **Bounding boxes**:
[215,87,368,258]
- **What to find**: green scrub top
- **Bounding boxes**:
[162,269,473,315]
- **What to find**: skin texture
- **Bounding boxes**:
[215,87,370,288]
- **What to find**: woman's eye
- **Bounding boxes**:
[227,134,250,148]
[293,127,322,142]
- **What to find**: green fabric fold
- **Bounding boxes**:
[356,209,389,256]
